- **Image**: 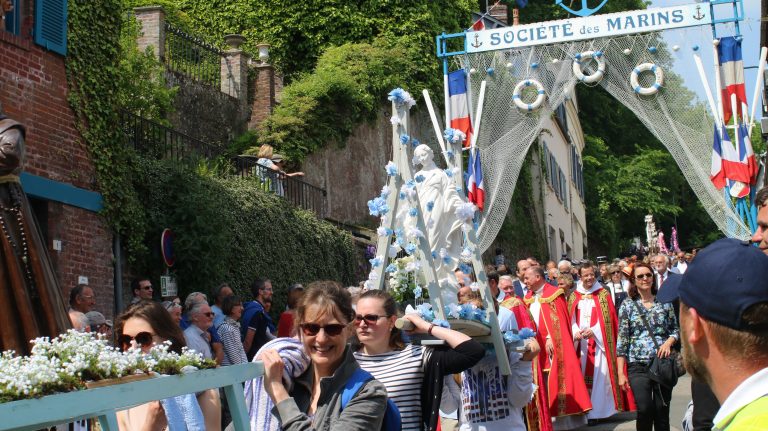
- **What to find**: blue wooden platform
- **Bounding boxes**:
[0,362,264,431]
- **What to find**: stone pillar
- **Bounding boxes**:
[221,34,249,103]
[249,63,276,129]
[134,6,165,60]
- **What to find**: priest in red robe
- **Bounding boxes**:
[523,267,592,428]
[568,262,636,423]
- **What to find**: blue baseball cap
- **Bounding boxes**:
[656,238,768,330]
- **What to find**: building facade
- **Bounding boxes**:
[537,98,588,261]
[0,0,115,317]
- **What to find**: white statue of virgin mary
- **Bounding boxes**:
[409,144,465,304]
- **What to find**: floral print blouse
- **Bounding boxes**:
[617,297,680,363]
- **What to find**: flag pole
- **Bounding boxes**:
[713,39,727,127]
[422,89,452,166]
[748,47,767,138]
[693,54,722,129]
[470,80,487,151]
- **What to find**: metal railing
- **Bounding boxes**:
[121,111,221,161]
[163,22,223,88]
[233,155,327,217]
[120,112,328,217]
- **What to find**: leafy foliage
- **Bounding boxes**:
[67,0,149,261]
[115,14,178,124]
[254,41,417,161]
[126,0,475,161]
[132,158,357,311]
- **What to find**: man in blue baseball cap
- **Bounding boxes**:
[657,238,768,431]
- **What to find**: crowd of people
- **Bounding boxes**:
[61,193,768,431]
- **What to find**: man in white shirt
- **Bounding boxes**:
[658,238,768,431]
[652,254,678,287]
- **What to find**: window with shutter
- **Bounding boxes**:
[34,0,67,55]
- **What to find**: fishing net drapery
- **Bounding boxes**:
[454,31,750,254]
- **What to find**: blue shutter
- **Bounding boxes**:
[34,0,67,55]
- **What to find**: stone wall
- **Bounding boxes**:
[301,106,438,226]
[0,25,115,318]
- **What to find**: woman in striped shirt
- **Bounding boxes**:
[353,290,485,431]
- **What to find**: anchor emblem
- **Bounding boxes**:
[555,0,609,18]
[693,5,705,20]
[471,33,482,49]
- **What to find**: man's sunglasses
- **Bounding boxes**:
[354,314,390,325]
[300,323,346,336]
[118,331,154,351]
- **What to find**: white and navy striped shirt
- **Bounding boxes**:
[354,344,428,430]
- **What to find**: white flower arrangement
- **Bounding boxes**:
[0,330,215,403]
[387,255,428,303]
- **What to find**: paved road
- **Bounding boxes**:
[574,374,693,431]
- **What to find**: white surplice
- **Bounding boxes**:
[571,281,617,420]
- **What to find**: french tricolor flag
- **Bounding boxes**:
[738,123,758,185]
[718,37,748,124]
[467,148,485,211]
[711,125,726,190]
[718,125,751,197]
[448,69,473,148]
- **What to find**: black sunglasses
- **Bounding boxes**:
[635,273,654,280]
[354,314,390,325]
[300,323,346,336]
[118,331,154,351]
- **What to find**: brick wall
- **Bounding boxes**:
[0,21,116,319]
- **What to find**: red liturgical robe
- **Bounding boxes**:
[568,284,636,415]
[500,296,553,431]
[524,284,592,417]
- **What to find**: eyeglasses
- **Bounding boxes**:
[203,312,215,317]
[141,285,153,290]
[118,331,154,351]
[300,323,346,337]
[610,271,620,275]
[354,314,390,325]
[635,273,654,280]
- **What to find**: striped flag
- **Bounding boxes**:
[737,123,758,185]
[719,125,751,198]
[717,37,748,124]
[448,69,473,148]
[711,125,726,189]
[467,148,485,211]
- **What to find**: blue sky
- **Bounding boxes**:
[649,0,762,119]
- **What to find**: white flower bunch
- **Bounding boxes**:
[0,330,214,402]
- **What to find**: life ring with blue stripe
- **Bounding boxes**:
[572,50,606,84]
[513,79,546,112]
[630,63,664,96]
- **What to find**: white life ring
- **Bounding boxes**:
[512,79,546,112]
[572,50,606,84]
[630,63,664,96]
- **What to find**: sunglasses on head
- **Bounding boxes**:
[354,314,389,325]
[118,331,154,351]
[300,323,346,336]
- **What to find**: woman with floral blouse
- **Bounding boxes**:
[616,262,679,431]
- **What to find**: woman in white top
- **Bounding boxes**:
[353,290,484,431]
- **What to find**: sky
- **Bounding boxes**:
[649,0,763,121]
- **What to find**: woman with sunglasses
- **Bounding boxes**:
[353,289,485,431]
[605,264,629,308]
[616,262,679,431]
[260,281,389,430]
[115,301,221,431]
